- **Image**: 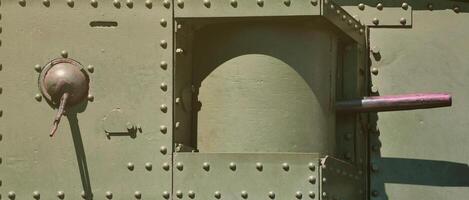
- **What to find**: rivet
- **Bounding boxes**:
[214,191,221,199]
[203,162,210,171]
[35,94,42,101]
[19,0,26,6]
[354,24,359,29]
[241,190,248,199]
[371,46,380,54]
[105,191,113,199]
[322,192,327,198]
[160,61,168,70]
[160,83,168,91]
[160,146,167,154]
[126,122,134,131]
[8,191,15,199]
[160,104,168,113]
[126,0,133,8]
[348,19,353,25]
[229,162,237,171]
[188,190,195,199]
[61,50,68,58]
[372,190,379,197]
[81,191,86,199]
[342,15,347,21]
[57,191,65,199]
[427,3,433,11]
[282,162,290,171]
[308,163,316,171]
[162,162,170,170]
[295,191,303,199]
[256,162,263,171]
[284,0,291,6]
[322,177,327,183]
[454,5,460,13]
[268,191,275,199]
[32,191,40,199]
[372,18,379,25]
[376,3,383,10]
[160,125,167,134]
[176,48,184,55]
[371,163,379,172]
[176,162,184,170]
[257,0,263,7]
[134,191,142,199]
[311,0,318,6]
[371,67,379,75]
[163,0,171,8]
[358,3,365,10]
[308,176,316,184]
[90,0,98,7]
[175,97,181,104]
[401,2,408,10]
[127,162,135,170]
[371,85,379,93]
[336,9,341,15]
[345,133,353,140]
[160,40,168,49]
[175,121,181,129]
[43,0,50,7]
[86,65,94,73]
[330,4,334,9]
[177,0,184,8]
[113,0,121,8]
[203,0,210,8]
[145,0,152,8]
[160,19,167,27]
[34,65,42,72]
[309,191,315,199]
[400,17,407,25]
[145,162,153,171]
[67,0,74,7]
[162,191,170,199]
[176,190,183,198]
[230,0,237,7]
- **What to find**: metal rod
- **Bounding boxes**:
[336,93,452,112]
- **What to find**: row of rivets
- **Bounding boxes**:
[7,190,144,199]
[177,0,319,9]
[175,162,317,171]
[127,162,171,171]
[19,0,171,9]
[324,1,364,35]
[172,190,316,199]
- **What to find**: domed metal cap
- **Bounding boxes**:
[39,58,90,106]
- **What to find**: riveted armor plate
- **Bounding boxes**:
[0,0,172,199]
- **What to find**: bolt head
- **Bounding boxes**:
[67,0,74,7]
[43,0,50,7]
[176,162,184,170]
[160,19,167,27]
[268,191,275,199]
[35,94,43,101]
[241,191,248,199]
[126,0,133,8]
[113,0,121,8]
[376,3,383,10]
[57,191,65,199]
[454,5,460,13]
[257,0,263,6]
[127,162,134,170]
[230,0,237,7]
[187,191,195,199]
[282,162,290,171]
[177,0,184,8]
[8,191,16,199]
[163,0,171,8]
[402,2,409,10]
[105,191,113,199]
[371,67,379,75]
[256,162,263,171]
[203,162,210,171]
[229,162,237,170]
[160,146,167,154]
[214,191,221,199]
[308,176,316,184]
[160,104,168,113]
[309,191,315,199]
[160,61,168,70]
[308,162,316,171]
[35,64,42,72]
[358,3,365,10]
[145,162,153,170]
[134,191,142,199]
[203,0,210,7]
[160,83,168,91]
[372,18,379,25]
[400,17,407,25]
[90,0,98,7]
[145,0,152,8]
[295,191,302,199]
[176,190,183,198]
[162,162,170,170]
[311,0,318,6]
[87,65,94,73]
[160,125,167,134]
[284,0,291,6]
[162,191,170,199]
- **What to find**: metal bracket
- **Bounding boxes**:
[320,156,365,200]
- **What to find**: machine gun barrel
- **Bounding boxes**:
[336,93,452,112]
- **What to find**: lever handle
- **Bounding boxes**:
[336,93,452,112]
[50,93,69,137]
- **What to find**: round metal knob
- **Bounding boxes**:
[39,58,89,106]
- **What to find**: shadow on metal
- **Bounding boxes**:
[68,114,93,200]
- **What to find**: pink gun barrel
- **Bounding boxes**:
[336,93,452,112]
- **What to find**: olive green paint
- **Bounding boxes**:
[0,1,172,199]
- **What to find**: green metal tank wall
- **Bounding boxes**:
[190,20,339,153]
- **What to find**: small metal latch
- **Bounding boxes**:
[103,108,138,137]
